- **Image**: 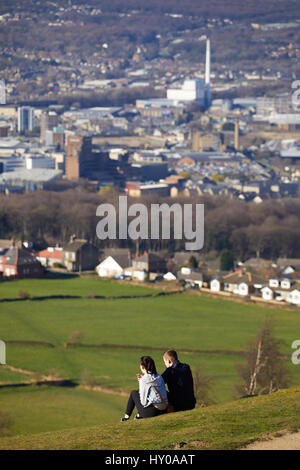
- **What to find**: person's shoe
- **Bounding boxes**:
[134,414,143,420]
[120,416,129,422]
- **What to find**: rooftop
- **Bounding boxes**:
[0,169,62,183]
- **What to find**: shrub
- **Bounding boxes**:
[68,330,84,346]
[18,290,31,299]
[80,370,100,388]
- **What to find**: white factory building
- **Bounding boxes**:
[166,38,211,107]
[136,38,212,109]
[167,79,206,104]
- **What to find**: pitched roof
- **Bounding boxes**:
[1,246,41,266]
[277,258,300,270]
[177,271,207,282]
[223,271,267,285]
[172,252,199,267]
[63,239,88,252]
[36,248,63,260]
[0,239,22,250]
[102,249,131,268]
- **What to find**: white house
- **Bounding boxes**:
[287,289,300,306]
[269,279,280,288]
[261,286,274,301]
[210,278,222,292]
[123,267,147,281]
[280,278,292,290]
[236,282,250,296]
[282,265,296,275]
[163,272,177,281]
[178,271,205,288]
[96,256,125,278]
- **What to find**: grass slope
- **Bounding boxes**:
[1,387,300,450]
[0,386,126,437]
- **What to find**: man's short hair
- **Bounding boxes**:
[164,349,178,362]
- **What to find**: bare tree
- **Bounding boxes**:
[236,318,290,397]
[0,410,12,437]
[193,365,215,407]
[68,330,84,346]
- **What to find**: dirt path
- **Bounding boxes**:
[242,430,300,450]
[3,364,46,378]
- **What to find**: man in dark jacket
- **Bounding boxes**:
[161,349,196,412]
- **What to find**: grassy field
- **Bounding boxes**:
[3,344,245,402]
[0,367,30,384]
[0,385,127,437]
[1,387,300,450]
[0,277,155,299]
[0,277,299,440]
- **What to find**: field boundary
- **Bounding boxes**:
[0,290,182,303]
[4,339,246,356]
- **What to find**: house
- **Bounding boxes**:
[35,247,64,267]
[127,251,167,281]
[0,243,43,278]
[96,249,131,278]
[177,270,207,288]
[210,270,265,297]
[62,236,99,272]
[222,271,255,296]
[277,258,300,274]
[280,278,293,290]
[163,272,177,281]
[210,278,223,292]
[133,251,166,273]
[261,286,274,301]
[282,265,297,275]
[287,289,300,305]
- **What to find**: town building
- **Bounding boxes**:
[62,236,99,272]
[0,242,43,278]
[40,110,59,143]
[17,106,35,133]
[96,248,131,278]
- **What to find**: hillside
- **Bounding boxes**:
[1,387,300,450]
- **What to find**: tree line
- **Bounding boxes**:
[0,189,299,261]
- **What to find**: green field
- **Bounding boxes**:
[0,277,155,299]
[1,387,300,450]
[0,386,127,437]
[0,277,299,440]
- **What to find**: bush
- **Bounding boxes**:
[80,370,100,388]
[68,330,84,346]
[18,290,31,300]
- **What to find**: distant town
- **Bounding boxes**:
[1,25,300,201]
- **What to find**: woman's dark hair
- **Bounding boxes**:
[140,356,157,375]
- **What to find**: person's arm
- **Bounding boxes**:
[161,368,168,383]
[139,376,149,407]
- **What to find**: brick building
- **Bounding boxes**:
[0,243,43,278]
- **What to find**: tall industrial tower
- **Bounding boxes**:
[205,38,211,108]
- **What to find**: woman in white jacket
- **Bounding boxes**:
[121,356,168,421]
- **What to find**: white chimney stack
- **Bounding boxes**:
[205,38,211,85]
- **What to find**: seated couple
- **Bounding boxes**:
[121,350,196,422]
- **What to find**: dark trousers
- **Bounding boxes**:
[125,390,166,419]
[167,391,195,412]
